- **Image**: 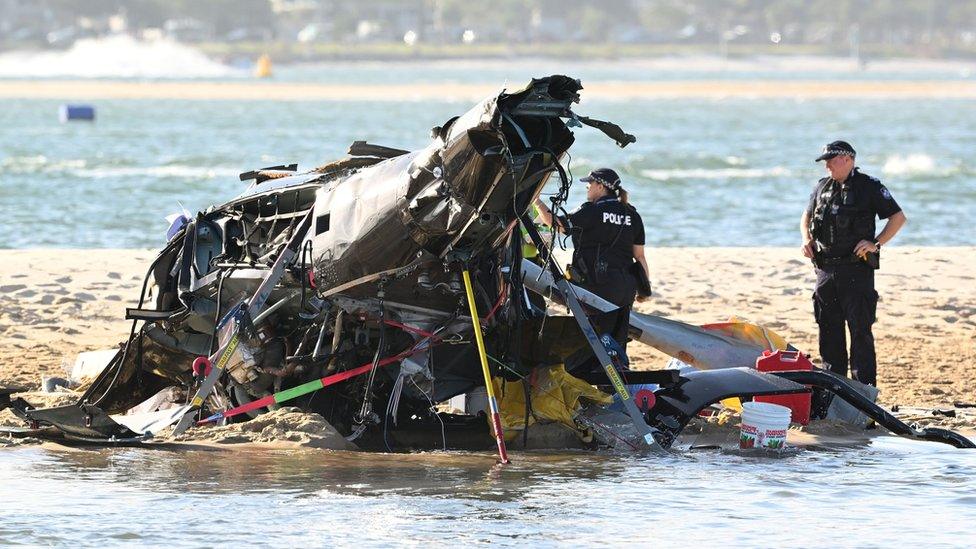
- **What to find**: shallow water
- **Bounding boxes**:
[2,93,975,248]
[1,437,974,546]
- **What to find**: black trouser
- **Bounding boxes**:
[565,268,637,374]
[813,264,879,386]
[585,268,637,345]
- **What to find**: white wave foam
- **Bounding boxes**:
[74,165,239,179]
[1,155,86,173]
[0,35,235,78]
[639,166,791,181]
[0,156,238,178]
[882,154,943,176]
[0,155,50,170]
[306,55,976,77]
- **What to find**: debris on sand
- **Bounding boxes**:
[166,407,357,450]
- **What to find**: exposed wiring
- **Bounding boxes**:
[383,373,405,452]
[409,374,446,451]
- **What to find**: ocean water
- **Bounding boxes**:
[2,92,975,248]
[1,45,975,248]
[1,437,975,547]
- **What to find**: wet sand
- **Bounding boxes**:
[4,80,976,101]
[0,247,973,420]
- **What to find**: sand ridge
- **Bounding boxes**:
[0,247,972,411]
[4,80,976,101]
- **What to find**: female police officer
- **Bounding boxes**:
[533,168,650,352]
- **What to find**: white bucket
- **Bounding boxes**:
[740,401,791,450]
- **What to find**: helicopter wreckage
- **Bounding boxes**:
[1,75,972,454]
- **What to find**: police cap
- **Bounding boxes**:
[580,167,621,191]
[815,140,856,162]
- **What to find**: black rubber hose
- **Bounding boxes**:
[86,235,184,406]
[356,306,387,425]
[772,370,975,449]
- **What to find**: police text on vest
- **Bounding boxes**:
[603,212,632,225]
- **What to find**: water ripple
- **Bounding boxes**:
[1,97,975,247]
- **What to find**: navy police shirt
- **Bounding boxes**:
[806,167,902,258]
[557,196,644,270]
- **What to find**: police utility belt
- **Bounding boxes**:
[814,252,879,270]
[566,256,620,285]
[566,257,652,297]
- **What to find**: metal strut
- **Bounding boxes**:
[773,370,976,449]
[518,211,664,453]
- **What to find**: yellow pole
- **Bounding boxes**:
[461,268,510,463]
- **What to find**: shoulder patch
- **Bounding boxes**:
[880,186,892,200]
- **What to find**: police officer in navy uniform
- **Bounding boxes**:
[534,168,650,350]
[800,141,907,387]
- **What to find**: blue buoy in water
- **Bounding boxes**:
[59,104,95,122]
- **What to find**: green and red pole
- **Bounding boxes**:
[197,347,418,425]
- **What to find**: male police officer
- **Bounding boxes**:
[800,141,907,387]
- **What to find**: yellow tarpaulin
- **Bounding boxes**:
[492,365,612,441]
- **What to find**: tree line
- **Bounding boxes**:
[15,0,976,50]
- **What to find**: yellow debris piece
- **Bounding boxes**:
[702,315,789,351]
[719,397,743,412]
[492,365,612,441]
[703,316,791,412]
[519,205,550,259]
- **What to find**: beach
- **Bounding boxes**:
[1,247,972,410]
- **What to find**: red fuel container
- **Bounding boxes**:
[754,350,812,425]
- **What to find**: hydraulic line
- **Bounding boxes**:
[356,316,385,424]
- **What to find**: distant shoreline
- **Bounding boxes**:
[9,41,972,62]
[4,79,976,101]
[192,41,976,64]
